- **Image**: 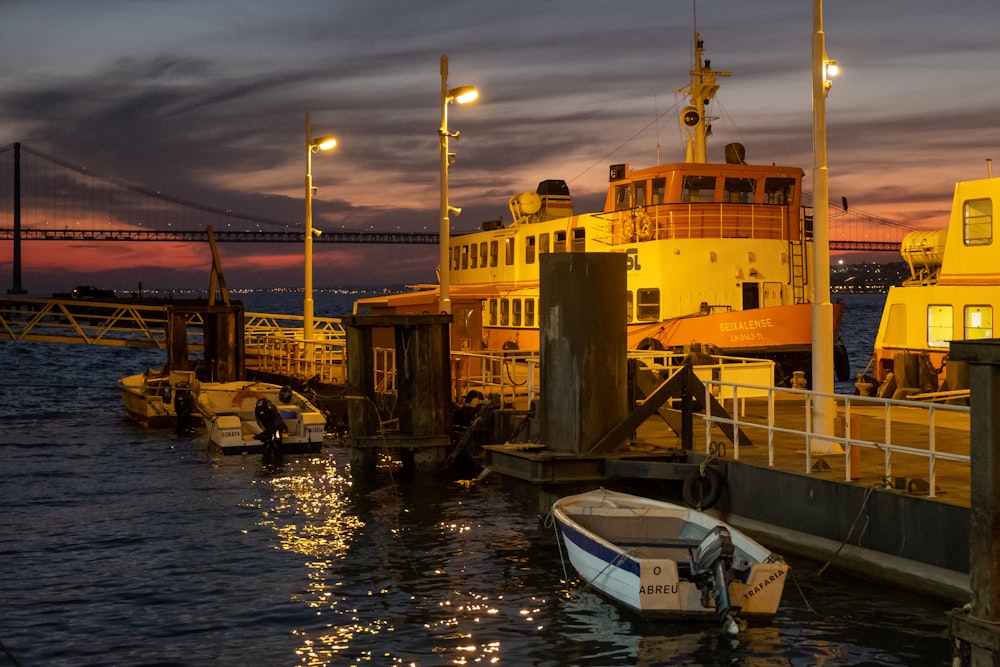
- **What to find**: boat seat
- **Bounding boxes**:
[615,537,702,550]
[277,404,301,435]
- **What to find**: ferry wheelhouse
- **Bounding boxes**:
[356,34,848,385]
[869,171,1000,397]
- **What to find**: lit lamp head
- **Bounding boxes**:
[447,85,479,105]
[311,136,338,152]
[823,58,839,91]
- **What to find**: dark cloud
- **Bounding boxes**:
[1,0,999,291]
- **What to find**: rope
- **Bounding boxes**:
[818,484,877,575]
[544,509,571,585]
[544,507,634,597]
[0,639,24,667]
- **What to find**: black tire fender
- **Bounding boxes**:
[682,465,724,510]
[636,337,665,351]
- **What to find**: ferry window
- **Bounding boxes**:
[964,198,992,246]
[460,245,468,270]
[652,178,666,205]
[681,176,716,202]
[539,233,550,254]
[525,299,535,327]
[724,178,756,203]
[927,305,953,348]
[763,178,795,205]
[965,305,993,339]
[480,243,488,268]
[452,246,461,271]
[554,230,567,253]
[488,299,498,326]
[614,184,630,211]
[512,298,522,326]
[633,181,647,208]
[636,288,660,322]
[571,228,586,252]
[526,236,536,264]
[490,240,499,267]
[505,238,515,265]
[626,291,634,323]
[470,242,478,268]
[500,299,510,326]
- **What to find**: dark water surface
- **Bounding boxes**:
[1,292,957,666]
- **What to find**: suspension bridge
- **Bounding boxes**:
[0,141,914,268]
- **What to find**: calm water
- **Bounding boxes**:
[0,291,957,666]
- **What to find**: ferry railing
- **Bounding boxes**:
[632,203,792,242]
[696,379,970,498]
[244,312,346,385]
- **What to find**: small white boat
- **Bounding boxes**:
[551,489,788,631]
[195,381,326,457]
[119,368,198,428]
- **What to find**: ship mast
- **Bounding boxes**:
[676,33,730,163]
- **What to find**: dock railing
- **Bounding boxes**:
[451,349,541,408]
[698,379,970,498]
[244,313,346,385]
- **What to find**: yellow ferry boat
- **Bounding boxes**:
[358,34,848,385]
[869,166,999,397]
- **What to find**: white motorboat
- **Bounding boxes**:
[551,488,788,631]
[195,381,326,457]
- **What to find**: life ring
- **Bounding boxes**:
[231,389,265,407]
[622,217,635,242]
[682,465,724,510]
[633,209,652,241]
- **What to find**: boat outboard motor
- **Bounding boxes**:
[254,397,288,464]
[692,525,742,632]
[173,381,195,435]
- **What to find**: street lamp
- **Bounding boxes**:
[305,112,337,344]
[439,54,479,314]
[811,0,838,449]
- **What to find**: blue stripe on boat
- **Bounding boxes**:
[558,519,640,577]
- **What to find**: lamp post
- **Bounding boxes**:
[811,0,838,444]
[304,112,337,344]
[439,54,479,314]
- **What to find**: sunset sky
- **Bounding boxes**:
[1,0,998,294]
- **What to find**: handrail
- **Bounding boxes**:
[243,313,346,385]
[699,379,970,498]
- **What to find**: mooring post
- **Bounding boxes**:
[946,340,1000,666]
[681,360,693,450]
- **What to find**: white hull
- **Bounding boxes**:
[552,489,787,622]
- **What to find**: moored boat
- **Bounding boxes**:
[867,168,999,399]
[356,33,848,386]
[551,488,788,631]
[196,380,326,456]
[118,368,198,428]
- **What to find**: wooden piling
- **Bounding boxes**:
[946,340,1000,666]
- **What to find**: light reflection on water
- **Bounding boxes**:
[252,448,952,666]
